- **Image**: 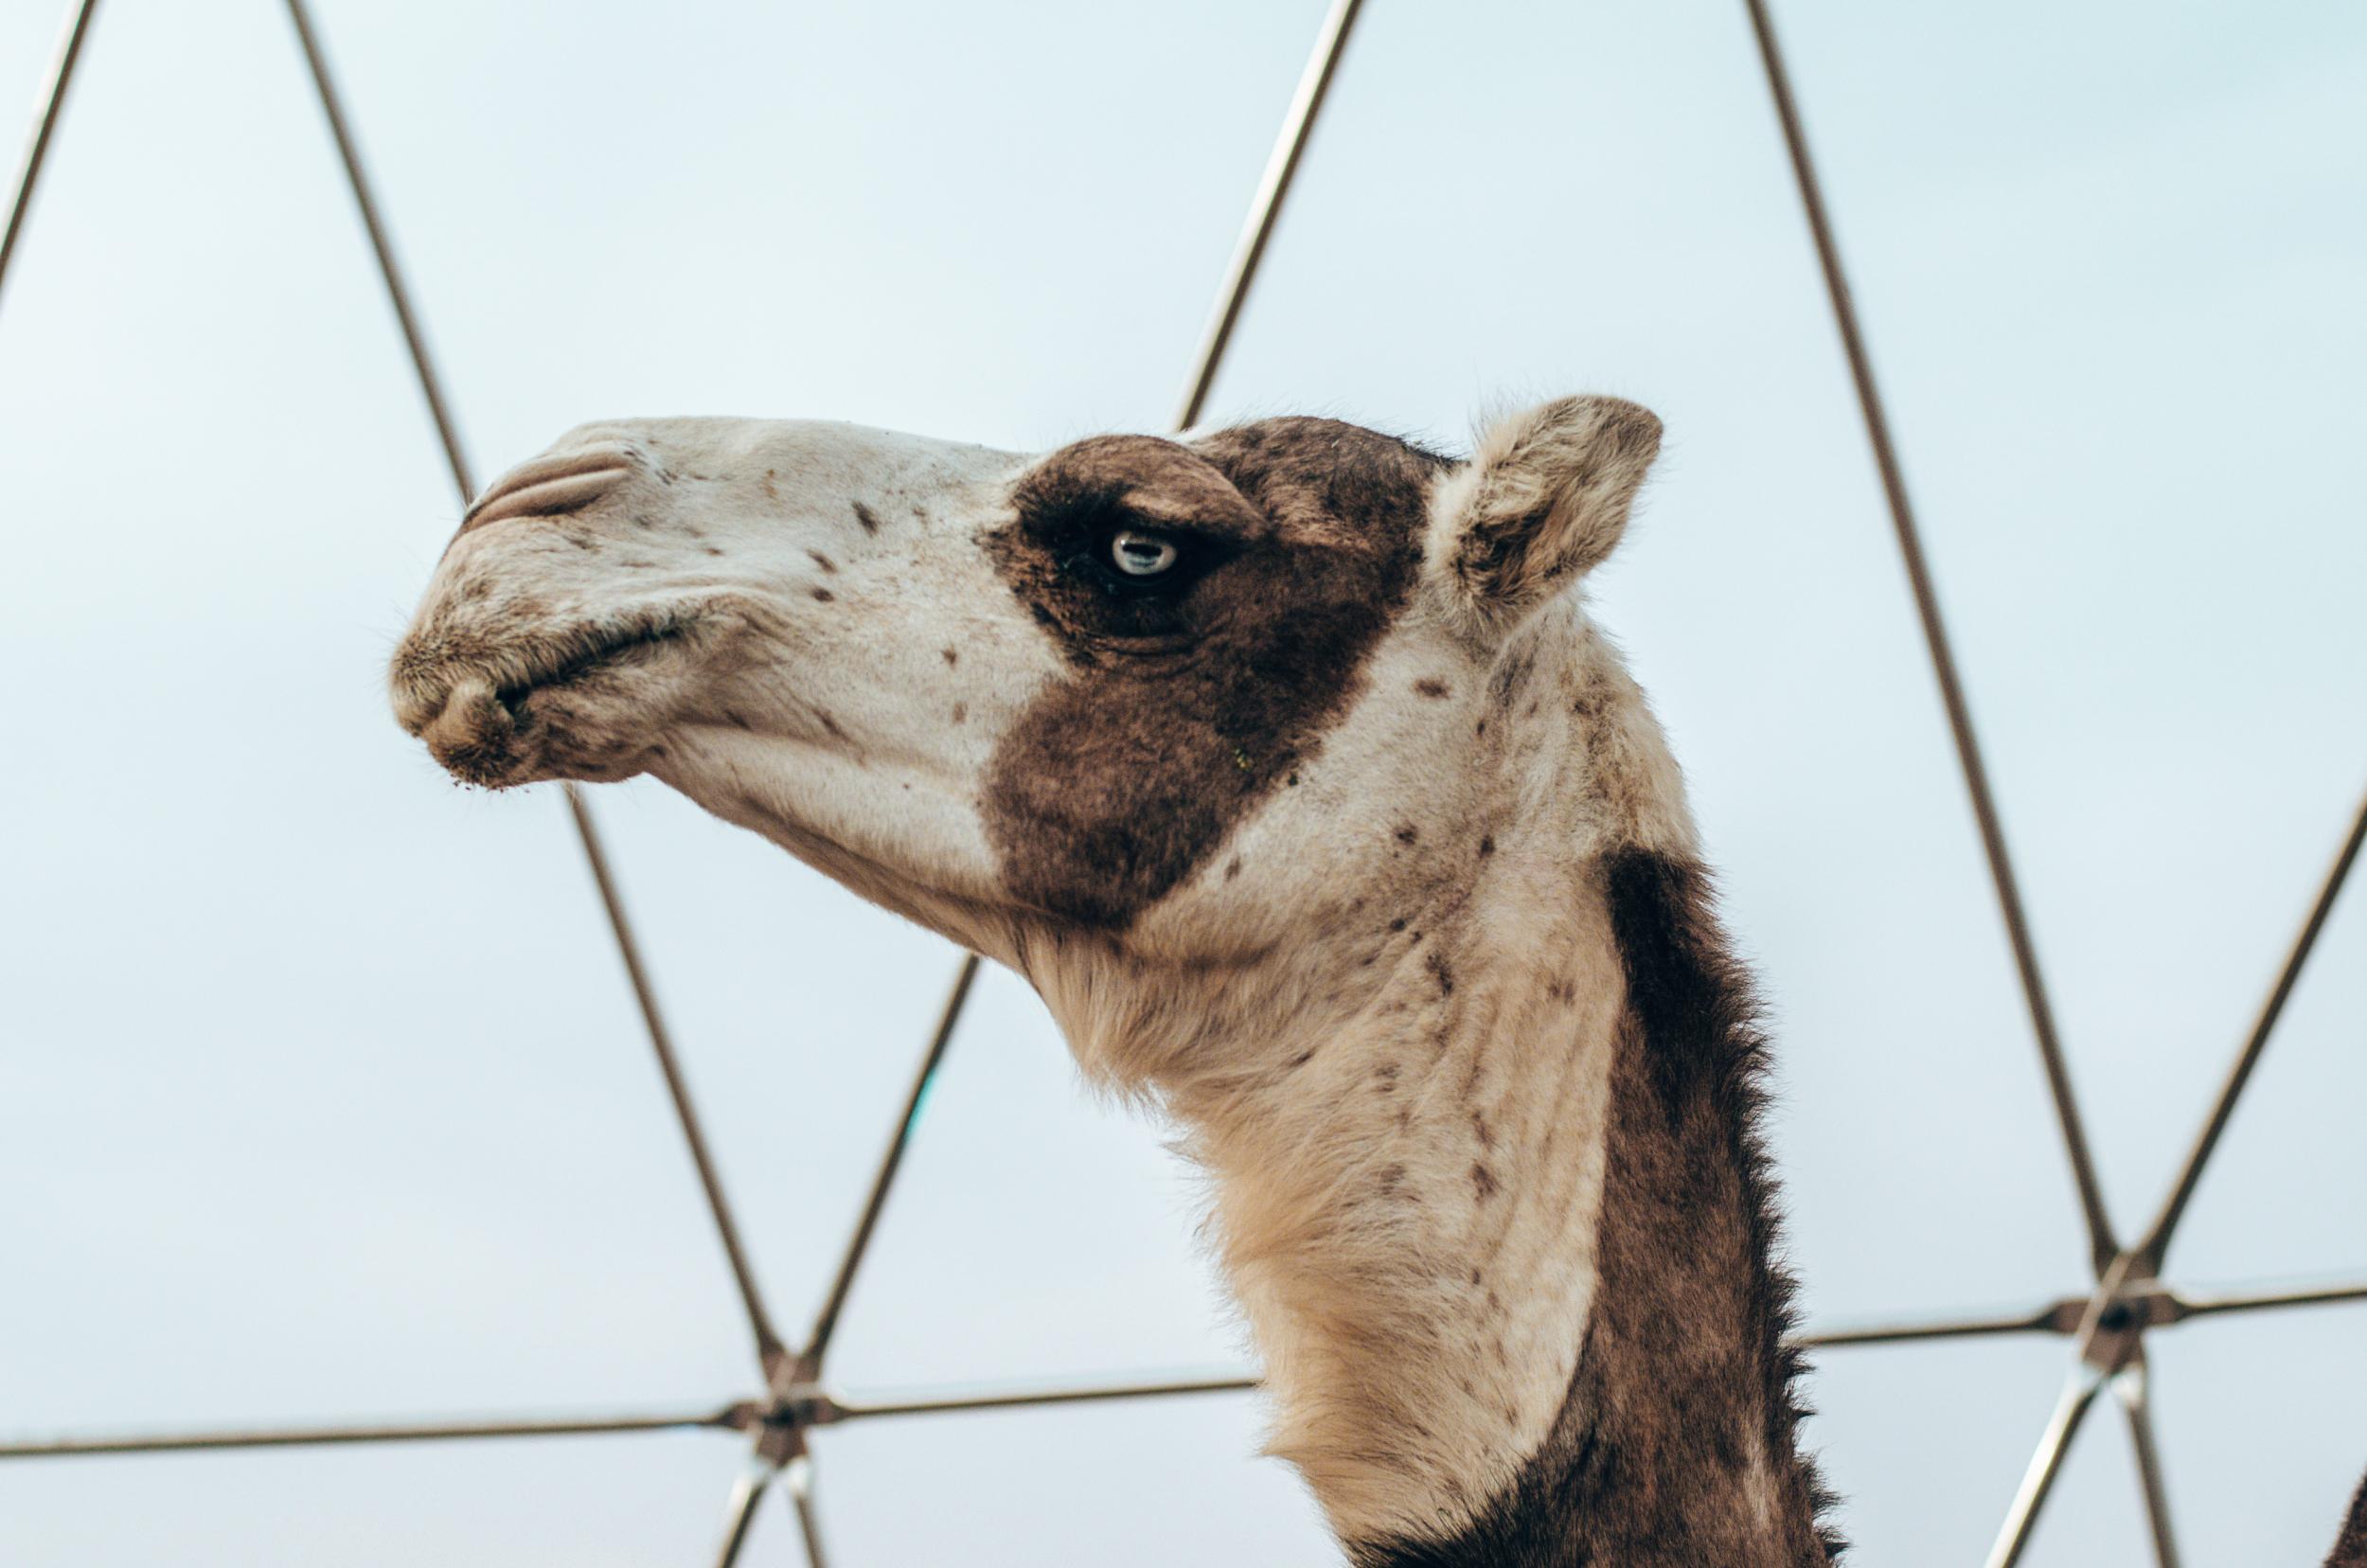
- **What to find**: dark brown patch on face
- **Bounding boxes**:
[982,419,1443,926]
[1415,677,1450,698]
[1359,850,1842,1568]
[851,500,881,534]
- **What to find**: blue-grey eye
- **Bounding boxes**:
[1110,528,1179,577]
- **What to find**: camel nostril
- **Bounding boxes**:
[461,446,639,535]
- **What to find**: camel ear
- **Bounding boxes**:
[1428,396,1662,630]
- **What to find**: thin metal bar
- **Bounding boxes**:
[2114,1355,2183,1568]
[710,1464,774,1568]
[288,0,792,1381]
[1739,0,2118,1276]
[2132,784,2367,1276]
[1796,1298,2081,1350]
[833,1371,1260,1422]
[280,0,472,498]
[1172,0,1364,430]
[1983,1366,2108,1568]
[799,953,978,1377]
[2166,1277,2367,1323]
[785,1455,831,1568]
[0,0,97,305]
[567,784,792,1377]
[0,1402,753,1461]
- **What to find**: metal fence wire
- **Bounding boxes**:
[3,2,2363,1564]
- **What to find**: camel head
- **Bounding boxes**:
[390,401,1664,1074]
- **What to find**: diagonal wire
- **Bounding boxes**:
[1738,0,2117,1277]
[785,1455,831,1568]
[0,1402,754,1460]
[710,1462,775,1568]
[2115,1353,2183,1568]
[2130,782,2367,1277]
[281,0,792,1379]
[799,953,977,1378]
[809,0,1375,1370]
[1984,1364,2108,1568]
[1173,0,1364,431]
[0,0,97,304]
[833,1370,1262,1423]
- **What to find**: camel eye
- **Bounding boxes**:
[1109,528,1179,578]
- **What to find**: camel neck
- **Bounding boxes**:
[1160,846,1839,1565]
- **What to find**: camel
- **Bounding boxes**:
[390,401,2355,1563]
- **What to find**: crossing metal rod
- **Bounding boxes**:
[2115,1356,2183,1568]
[0,0,96,304]
[785,1455,831,1568]
[566,785,792,1377]
[799,954,978,1379]
[280,0,472,498]
[2131,782,2367,1277]
[0,1402,754,1460]
[1984,1365,2108,1568]
[1173,0,1363,431]
[832,1371,1261,1422]
[1738,0,2117,1278]
[2166,1277,2367,1323]
[1796,1298,2079,1350]
[710,1462,775,1568]
[283,0,792,1381]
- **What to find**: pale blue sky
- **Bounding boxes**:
[2,1,2362,1562]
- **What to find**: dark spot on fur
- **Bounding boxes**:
[1224,856,1243,882]
[1479,836,1496,856]
[1376,1163,1408,1198]
[1389,918,1408,933]
[807,550,838,573]
[817,712,849,742]
[811,587,835,602]
[1470,1112,1494,1149]
[942,647,959,667]
[1425,952,1454,996]
[1470,1163,1498,1202]
[1394,824,1418,846]
[703,545,724,557]
[762,469,779,497]
[621,559,656,569]
[981,421,1439,927]
[952,703,968,724]
[1415,677,1450,698]
[851,500,881,534]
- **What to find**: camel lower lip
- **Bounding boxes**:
[405,618,689,784]
[493,620,688,711]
